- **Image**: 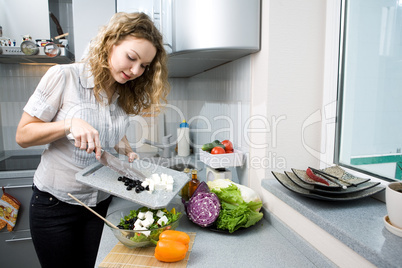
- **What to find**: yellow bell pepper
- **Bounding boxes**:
[154,230,190,262]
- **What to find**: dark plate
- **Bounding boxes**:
[272,171,385,201]
[285,171,380,195]
[291,166,370,191]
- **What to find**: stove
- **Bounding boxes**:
[0,155,41,172]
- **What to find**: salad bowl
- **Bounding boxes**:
[106,203,183,248]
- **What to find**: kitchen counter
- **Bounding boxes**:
[262,179,402,268]
[96,196,335,268]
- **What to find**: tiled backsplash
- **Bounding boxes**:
[0,64,50,152]
[0,56,252,181]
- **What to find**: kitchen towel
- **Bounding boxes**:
[0,187,21,231]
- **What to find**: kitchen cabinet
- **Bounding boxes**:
[72,0,115,61]
[116,0,261,77]
[0,177,40,268]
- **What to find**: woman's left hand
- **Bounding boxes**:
[127,151,139,162]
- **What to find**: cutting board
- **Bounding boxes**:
[75,158,190,209]
[99,232,196,268]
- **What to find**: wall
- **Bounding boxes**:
[249,0,375,266]
[0,64,49,151]
[167,56,251,185]
[0,0,50,46]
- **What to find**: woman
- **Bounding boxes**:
[15,12,170,268]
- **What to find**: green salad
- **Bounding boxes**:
[117,207,181,243]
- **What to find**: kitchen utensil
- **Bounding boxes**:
[272,171,385,201]
[20,40,39,55]
[44,42,60,57]
[75,160,191,209]
[308,167,357,187]
[98,150,147,181]
[308,167,346,189]
[66,133,146,180]
[106,204,183,248]
[67,193,119,230]
[285,171,380,195]
[99,232,196,267]
[292,167,370,191]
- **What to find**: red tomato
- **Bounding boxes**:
[221,140,233,151]
[225,150,234,153]
[211,146,225,154]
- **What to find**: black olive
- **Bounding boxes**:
[126,186,132,191]
[118,176,123,181]
[145,185,150,191]
[135,187,141,193]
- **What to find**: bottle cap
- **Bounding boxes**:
[180,120,189,128]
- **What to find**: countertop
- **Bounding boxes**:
[96,196,334,268]
[262,179,402,268]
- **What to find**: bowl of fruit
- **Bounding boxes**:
[105,203,183,248]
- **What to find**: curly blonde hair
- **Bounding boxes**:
[84,12,170,115]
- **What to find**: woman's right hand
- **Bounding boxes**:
[69,118,102,159]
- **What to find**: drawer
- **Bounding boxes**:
[0,177,33,232]
[0,229,40,268]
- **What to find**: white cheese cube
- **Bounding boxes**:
[141,181,149,187]
[134,219,143,229]
[134,225,145,231]
[145,211,154,220]
[157,215,169,226]
[142,230,151,237]
[151,174,161,184]
[137,212,146,220]
[161,173,168,183]
[165,183,173,192]
[156,210,165,218]
[154,181,167,190]
[166,175,174,184]
[148,180,155,192]
[141,217,154,228]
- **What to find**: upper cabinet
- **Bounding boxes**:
[117,0,261,77]
[72,0,116,61]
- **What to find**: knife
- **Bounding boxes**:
[67,133,146,181]
[98,150,147,181]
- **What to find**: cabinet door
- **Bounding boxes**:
[72,0,115,60]
[0,177,40,268]
[116,0,173,53]
[174,0,260,52]
[1,230,41,268]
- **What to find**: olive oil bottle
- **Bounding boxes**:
[180,168,190,201]
[188,169,200,198]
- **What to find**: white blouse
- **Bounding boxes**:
[24,63,129,206]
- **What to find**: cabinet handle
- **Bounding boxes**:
[5,236,32,242]
[2,184,32,189]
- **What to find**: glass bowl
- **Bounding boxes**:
[105,203,183,248]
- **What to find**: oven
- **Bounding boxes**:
[0,153,42,268]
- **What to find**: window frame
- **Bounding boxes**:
[321,0,390,188]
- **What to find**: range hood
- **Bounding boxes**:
[0,46,75,64]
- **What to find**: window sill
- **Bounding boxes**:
[261,179,402,268]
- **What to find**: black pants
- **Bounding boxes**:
[30,186,112,268]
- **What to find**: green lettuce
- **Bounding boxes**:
[210,184,263,233]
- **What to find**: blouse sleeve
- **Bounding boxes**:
[23,65,66,122]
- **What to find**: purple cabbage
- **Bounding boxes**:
[187,192,221,227]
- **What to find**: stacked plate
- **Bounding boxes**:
[272,166,385,201]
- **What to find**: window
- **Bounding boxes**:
[336,0,402,181]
